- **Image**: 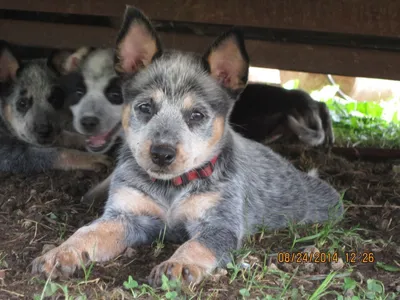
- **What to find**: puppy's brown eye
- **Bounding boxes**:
[138,103,152,114]
[16,97,32,113]
[190,111,204,121]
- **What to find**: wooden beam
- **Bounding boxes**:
[2,20,400,80]
[2,0,400,38]
[0,20,116,49]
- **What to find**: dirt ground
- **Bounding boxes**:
[0,144,399,299]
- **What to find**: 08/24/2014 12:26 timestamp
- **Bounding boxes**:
[277,251,375,264]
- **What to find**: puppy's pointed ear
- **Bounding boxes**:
[0,41,20,82]
[203,28,249,95]
[52,47,93,75]
[47,49,73,75]
[114,6,162,75]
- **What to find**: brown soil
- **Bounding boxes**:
[0,144,399,299]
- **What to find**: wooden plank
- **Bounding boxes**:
[2,20,400,80]
[0,20,116,49]
[248,43,400,81]
[2,0,400,38]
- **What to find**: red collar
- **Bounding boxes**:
[151,155,219,186]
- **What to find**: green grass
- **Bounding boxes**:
[30,216,399,300]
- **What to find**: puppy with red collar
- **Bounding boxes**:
[32,7,343,286]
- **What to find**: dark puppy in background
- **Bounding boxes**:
[32,7,343,286]
[0,41,112,173]
[231,83,334,146]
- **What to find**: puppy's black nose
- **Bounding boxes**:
[81,116,99,131]
[150,144,176,167]
[34,123,53,138]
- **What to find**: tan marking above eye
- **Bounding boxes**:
[151,89,164,103]
[182,94,194,109]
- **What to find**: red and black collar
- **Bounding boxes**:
[150,155,219,186]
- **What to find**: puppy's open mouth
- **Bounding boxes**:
[86,122,122,152]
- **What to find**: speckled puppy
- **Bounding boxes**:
[32,7,343,286]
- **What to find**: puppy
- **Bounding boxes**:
[58,48,124,203]
[32,7,343,286]
[81,70,334,205]
[230,83,334,146]
[0,41,112,173]
[60,47,124,154]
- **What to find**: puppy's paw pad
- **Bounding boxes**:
[148,261,204,287]
[31,246,88,279]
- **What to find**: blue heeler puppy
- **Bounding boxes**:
[59,47,124,154]
[32,7,343,286]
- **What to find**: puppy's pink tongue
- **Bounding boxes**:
[87,133,108,147]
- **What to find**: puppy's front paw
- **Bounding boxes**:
[32,245,89,279]
[148,260,206,287]
[83,153,113,172]
[55,149,113,172]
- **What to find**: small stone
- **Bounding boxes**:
[240,262,250,269]
[331,258,344,271]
